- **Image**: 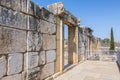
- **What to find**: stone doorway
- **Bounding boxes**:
[48,2,80,73]
[55,18,79,73]
[64,25,69,69]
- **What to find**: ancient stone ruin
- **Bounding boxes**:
[0,0,100,80]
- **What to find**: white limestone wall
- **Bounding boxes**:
[0,0,57,80]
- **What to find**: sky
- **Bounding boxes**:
[32,0,120,42]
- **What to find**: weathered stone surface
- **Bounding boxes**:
[21,0,29,13]
[11,0,21,11]
[1,74,22,80]
[1,7,15,25]
[46,50,56,63]
[0,6,2,24]
[0,56,6,78]
[21,71,26,80]
[56,17,62,40]
[0,7,27,30]
[1,0,21,11]
[15,13,27,30]
[24,52,39,69]
[28,16,39,30]
[28,1,35,15]
[0,0,21,11]
[6,0,12,8]
[41,62,54,79]
[41,8,56,23]
[39,51,46,65]
[42,34,56,50]
[63,10,78,26]
[48,2,64,15]
[28,31,42,51]
[0,0,6,6]
[38,19,56,34]
[35,4,42,18]
[0,27,27,54]
[48,2,79,26]
[7,53,23,75]
[28,67,40,80]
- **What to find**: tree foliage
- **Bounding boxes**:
[110,27,115,50]
[102,38,110,43]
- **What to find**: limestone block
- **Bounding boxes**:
[48,2,79,26]
[56,2,64,14]
[28,31,42,51]
[6,0,12,8]
[0,6,2,24]
[28,1,35,15]
[38,19,56,34]
[21,71,26,80]
[5,0,21,11]
[11,0,21,11]
[35,4,42,18]
[28,67,40,80]
[24,52,39,69]
[47,13,57,24]
[63,10,78,26]
[1,74,22,80]
[15,13,27,30]
[0,56,6,78]
[41,8,56,23]
[28,16,39,30]
[0,7,27,29]
[1,7,14,25]
[41,62,54,79]
[0,27,27,54]
[21,0,29,13]
[48,3,58,15]
[48,2,64,15]
[39,51,46,65]
[42,34,56,50]
[56,17,62,40]
[0,0,6,6]
[7,53,23,75]
[46,50,56,63]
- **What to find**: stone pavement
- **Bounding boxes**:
[54,61,120,80]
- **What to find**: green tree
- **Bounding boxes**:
[102,38,110,43]
[110,27,115,50]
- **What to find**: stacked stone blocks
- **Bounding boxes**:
[0,0,57,80]
[0,0,97,80]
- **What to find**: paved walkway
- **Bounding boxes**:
[54,61,120,80]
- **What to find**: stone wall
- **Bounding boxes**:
[117,53,120,67]
[0,0,101,80]
[0,0,57,80]
[78,27,84,61]
[78,26,98,61]
[78,27,89,61]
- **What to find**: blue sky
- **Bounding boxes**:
[32,0,120,42]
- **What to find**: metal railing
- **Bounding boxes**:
[86,50,120,62]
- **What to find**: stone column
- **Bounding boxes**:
[75,26,79,63]
[56,18,64,72]
[87,36,90,59]
[89,37,92,57]
[94,38,98,54]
